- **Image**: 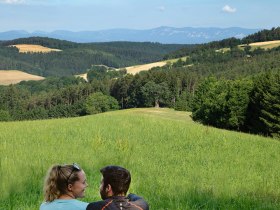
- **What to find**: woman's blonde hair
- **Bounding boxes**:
[43,164,81,202]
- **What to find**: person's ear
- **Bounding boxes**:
[67,183,73,191]
[106,184,112,193]
[106,184,114,196]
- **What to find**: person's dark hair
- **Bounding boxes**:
[100,165,131,195]
[43,164,81,202]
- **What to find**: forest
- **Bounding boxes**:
[0,27,279,139]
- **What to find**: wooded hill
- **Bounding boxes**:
[165,27,280,59]
[0,28,279,138]
[0,37,186,77]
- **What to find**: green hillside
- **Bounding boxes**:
[1,108,280,209]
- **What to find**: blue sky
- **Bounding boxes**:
[0,0,279,32]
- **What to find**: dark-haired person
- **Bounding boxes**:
[40,163,89,210]
[87,165,149,210]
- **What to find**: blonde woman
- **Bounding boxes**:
[40,163,88,210]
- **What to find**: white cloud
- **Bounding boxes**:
[158,6,165,12]
[222,5,236,13]
[0,0,25,4]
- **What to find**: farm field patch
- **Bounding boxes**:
[10,44,62,53]
[0,70,45,85]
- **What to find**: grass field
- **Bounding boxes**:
[10,44,62,53]
[0,108,280,209]
[0,70,45,85]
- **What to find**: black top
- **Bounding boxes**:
[86,194,149,210]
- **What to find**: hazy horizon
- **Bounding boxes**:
[0,0,278,32]
[0,26,263,33]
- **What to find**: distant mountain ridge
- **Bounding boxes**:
[0,27,260,44]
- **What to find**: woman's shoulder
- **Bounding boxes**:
[71,199,89,208]
[40,202,49,210]
[40,199,88,210]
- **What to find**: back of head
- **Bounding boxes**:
[43,164,81,202]
[100,165,131,195]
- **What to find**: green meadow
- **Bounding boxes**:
[0,108,280,210]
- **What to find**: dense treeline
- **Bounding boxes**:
[192,72,280,138]
[247,72,280,138]
[242,27,280,44]
[0,76,118,120]
[0,37,186,76]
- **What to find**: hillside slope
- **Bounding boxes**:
[0,108,279,209]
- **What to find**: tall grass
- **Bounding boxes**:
[0,108,280,209]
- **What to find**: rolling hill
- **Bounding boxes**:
[0,108,280,209]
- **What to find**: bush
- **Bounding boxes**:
[85,92,119,114]
[0,110,11,121]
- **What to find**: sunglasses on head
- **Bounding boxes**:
[64,163,81,184]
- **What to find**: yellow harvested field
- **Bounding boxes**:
[125,61,167,75]
[240,40,280,50]
[0,70,45,85]
[76,56,188,79]
[248,40,280,46]
[10,44,62,53]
